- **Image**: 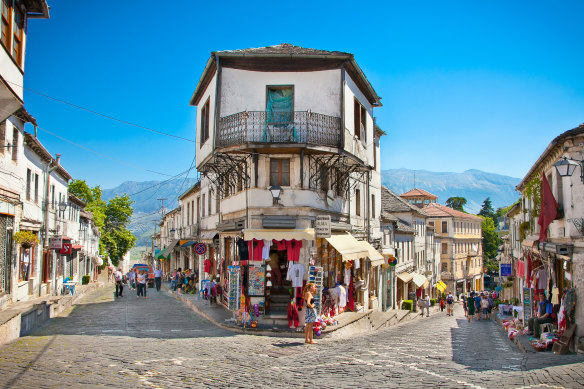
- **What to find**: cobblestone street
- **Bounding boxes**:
[0,286,583,388]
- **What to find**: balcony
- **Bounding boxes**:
[217,111,342,149]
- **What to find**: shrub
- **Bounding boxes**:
[82,275,90,285]
[401,300,414,311]
[430,299,436,307]
[14,231,39,248]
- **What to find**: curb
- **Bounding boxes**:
[162,285,308,338]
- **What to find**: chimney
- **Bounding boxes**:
[55,154,61,166]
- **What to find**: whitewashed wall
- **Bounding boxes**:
[195,73,217,168]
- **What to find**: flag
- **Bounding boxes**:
[538,172,558,242]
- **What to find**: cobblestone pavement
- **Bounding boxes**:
[1,286,583,388]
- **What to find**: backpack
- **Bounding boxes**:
[446,295,454,304]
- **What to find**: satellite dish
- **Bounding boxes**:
[326,190,335,206]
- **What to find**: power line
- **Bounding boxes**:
[7,80,196,143]
[37,126,176,177]
[127,169,193,197]
[173,154,198,205]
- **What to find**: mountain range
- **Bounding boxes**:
[103,169,521,247]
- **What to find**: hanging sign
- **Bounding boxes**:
[500,263,512,277]
[523,287,533,325]
[247,265,265,297]
[60,242,72,255]
[315,215,331,238]
[49,236,62,250]
[195,243,207,255]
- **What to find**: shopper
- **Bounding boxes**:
[176,268,184,295]
[439,297,445,312]
[137,269,147,299]
[480,294,490,320]
[170,269,177,290]
[467,292,476,323]
[462,294,468,317]
[303,283,318,344]
[446,291,454,316]
[425,295,431,317]
[114,267,124,298]
[154,267,163,291]
[474,293,482,320]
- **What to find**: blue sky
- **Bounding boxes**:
[23,0,584,189]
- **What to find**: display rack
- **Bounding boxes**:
[309,266,324,316]
[228,265,241,311]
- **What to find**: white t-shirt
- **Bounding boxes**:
[154,269,163,278]
[114,271,123,282]
[137,273,146,284]
[286,263,305,288]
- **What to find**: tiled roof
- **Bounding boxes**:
[422,203,483,220]
[399,188,438,199]
[215,43,352,57]
[381,186,429,216]
[396,218,414,233]
[381,210,397,222]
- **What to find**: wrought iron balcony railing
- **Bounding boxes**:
[218,111,342,148]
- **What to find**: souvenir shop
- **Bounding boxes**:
[217,228,383,329]
[499,245,577,353]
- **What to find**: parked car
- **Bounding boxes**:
[132,264,155,287]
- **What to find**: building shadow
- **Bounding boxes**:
[450,317,584,372]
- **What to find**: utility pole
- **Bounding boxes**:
[157,198,167,217]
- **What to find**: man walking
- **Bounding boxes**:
[137,269,147,299]
[446,291,455,316]
[425,294,431,317]
[114,267,124,298]
[154,267,163,291]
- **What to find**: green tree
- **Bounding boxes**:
[68,179,94,203]
[481,216,500,260]
[102,194,136,266]
[478,197,495,220]
[446,196,467,212]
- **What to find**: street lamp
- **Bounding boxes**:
[269,185,282,205]
[553,157,583,182]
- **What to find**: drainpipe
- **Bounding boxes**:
[42,154,60,296]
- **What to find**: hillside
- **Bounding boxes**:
[103,168,520,251]
[380,169,520,213]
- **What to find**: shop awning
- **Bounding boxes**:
[199,231,218,243]
[72,244,83,250]
[325,233,368,262]
[522,237,539,248]
[161,239,179,258]
[358,240,384,267]
[412,273,429,288]
[397,272,413,283]
[180,240,196,247]
[244,228,315,241]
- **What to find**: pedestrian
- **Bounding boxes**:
[480,294,490,320]
[154,267,163,291]
[446,291,454,316]
[417,298,427,316]
[303,282,318,344]
[474,293,482,320]
[467,292,475,323]
[130,269,136,290]
[439,297,445,312]
[487,293,495,319]
[170,269,177,290]
[114,267,124,298]
[425,294,431,317]
[108,267,113,282]
[137,269,147,299]
[176,268,184,295]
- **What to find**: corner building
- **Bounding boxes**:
[190,44,385,320]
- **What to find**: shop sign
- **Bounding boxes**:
[315,215,331,238]
[60,242,72,255]
[500,263,512,277]
[49,236,62,250]
[523,287,533,324]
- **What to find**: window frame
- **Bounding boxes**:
[442,221,448,234]
[25,168,30,200]
[269,158,290,187]
[1,0,11,53]
[199,98,210,146]
[19,244,34,282]
[355,188,361,216]
[11,127,17,162]
[11,3,22,65]
[265,85,294,124]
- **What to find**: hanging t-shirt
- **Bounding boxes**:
[273,239,287,251]
[262,240,272,260]
[537,269,548,290]
[338,285,347,308]
[204,259,211,273]
[344,268,351,286]
[286,263,305,288]
[248,239,264,261]
[286,239,302,262]
[237,239,249,261]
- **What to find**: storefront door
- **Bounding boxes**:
[382,268,393,311]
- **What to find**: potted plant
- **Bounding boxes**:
[13,230,39,248]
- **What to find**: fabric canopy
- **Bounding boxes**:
[397,272,413,283]
[180,240,196,247]
[412,273,429,288]
[358,240,384,267]
[436,280,447,293]
[325,233,368,262]
[161,239,179,258]
[199,231,218,243]
[244,228,315,241]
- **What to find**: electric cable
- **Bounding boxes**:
[7,80,196,143]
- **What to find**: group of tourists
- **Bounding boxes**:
[112,267,165,300]
[462,291,496,323]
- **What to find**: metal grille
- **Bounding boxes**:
[218,111,342,148]
[0,215,12,292]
